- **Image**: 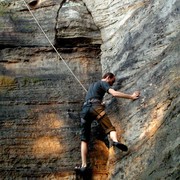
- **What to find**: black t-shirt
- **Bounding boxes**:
[85,80,110,101]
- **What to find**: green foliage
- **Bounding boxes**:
[0,1,10,16]
[0,5,6,16]
[0,75,16,87]
[22,77,41,86]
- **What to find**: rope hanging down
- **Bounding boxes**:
[22,0,87,93]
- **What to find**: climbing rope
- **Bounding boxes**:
[22,0,87,92]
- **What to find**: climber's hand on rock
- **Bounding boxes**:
[131,91,140,100]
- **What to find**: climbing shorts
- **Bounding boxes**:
[80,103,116,142]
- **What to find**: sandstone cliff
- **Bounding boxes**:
[0,0,179,179]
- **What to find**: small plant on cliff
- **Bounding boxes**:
[22,77,41,86]
[0,75,16,87]
[0,1,10,16]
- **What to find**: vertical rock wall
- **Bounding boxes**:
[83,0,180,179]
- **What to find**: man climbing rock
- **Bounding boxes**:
[75,72,140,172]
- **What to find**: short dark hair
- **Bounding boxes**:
[102,72,115,79]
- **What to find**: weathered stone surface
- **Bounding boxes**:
[0,0,101,47]
[0,46,102,178]
[0,0,179,179]
[56,0,101,47]
[0,0,60,47]
[83,0,179,179]
[0,0,102,175]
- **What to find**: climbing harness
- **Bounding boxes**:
[96,110,105,120]
[22,0,87,93]
[81,98,106,120]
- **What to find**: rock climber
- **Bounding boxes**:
[75,72,140,172]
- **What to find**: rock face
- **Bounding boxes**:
[83,0,179,179]
[0,0,179,179]
[0,0,103,179]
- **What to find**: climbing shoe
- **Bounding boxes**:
[112,142,128,151]
[74,165,87,173]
